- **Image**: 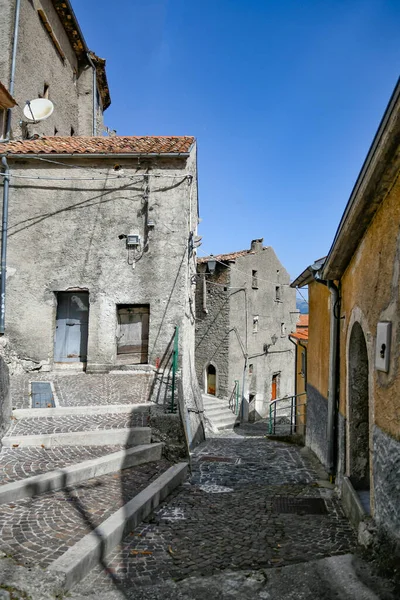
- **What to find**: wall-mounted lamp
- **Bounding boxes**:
[147,219,155,228]
[207,255,217,275]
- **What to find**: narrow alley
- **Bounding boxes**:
[63,424,395,600]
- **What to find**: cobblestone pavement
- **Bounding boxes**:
[74,427,356,596]
[0,459,170,568]
[5,410,149,437]
[10,373,154,410]
[0,446,125,484]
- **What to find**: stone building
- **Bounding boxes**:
[0,0,110,139]
[195,239,297,421]
[291,79,400,547]
[0,135,204,447]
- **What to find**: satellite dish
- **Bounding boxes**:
[23,98,54,122]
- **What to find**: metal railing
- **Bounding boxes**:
[228,380,240,415]
[169,325,179,414]
[268,392,307,436]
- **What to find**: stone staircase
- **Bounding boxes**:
[0,370,188,592]
[202,393,239,431]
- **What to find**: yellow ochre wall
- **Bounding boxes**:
[307,281,330,400]
[340,174,400,440]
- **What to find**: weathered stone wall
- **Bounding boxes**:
[194,264,230,398]
[0,352,11,443]
[372,425,400,541]
[305,383,328,468]
[2,149,204,444]
[229,243,296,419]
[0,0,102,139]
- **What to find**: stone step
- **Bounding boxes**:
[12,403,150,419]
[47,462,189,591]
[5,412,148,438]
[2,427,151,448]
[0,458,174,572]
[0,443,164,504]
[205,405,233,415]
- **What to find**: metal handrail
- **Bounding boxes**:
[268,392,307,435]
[228,380,240,415]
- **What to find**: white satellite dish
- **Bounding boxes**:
[23,98,54,122]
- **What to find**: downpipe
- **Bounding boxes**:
[1,0,21,142]
[86,52,97,135]
[0,157,10,334]
[312,273,340,480]
[327,280,340,480]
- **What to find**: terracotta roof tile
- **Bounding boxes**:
[297,314,309,327]
[1,136,195,156]
[290,330,308,341]
[198,247,268,264]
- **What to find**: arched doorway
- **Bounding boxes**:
[348,322,370,494]
[206,364,216,396]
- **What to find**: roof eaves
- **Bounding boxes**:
[323,77,400,280]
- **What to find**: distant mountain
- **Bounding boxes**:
[296,299,308,314]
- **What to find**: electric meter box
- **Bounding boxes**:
[126,234,140,246]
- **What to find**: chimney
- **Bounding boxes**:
[250,238,263,252]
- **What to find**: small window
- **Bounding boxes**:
[43,83,49,99]
[53,127,58,135]
[70,126,75,136]
[301,349,306,378]
[275,286,281,301]
[281,322,286,336]
[253,316,259,333]
[252,270,258,289]
[249,363,254,375]
[249,393,256,404]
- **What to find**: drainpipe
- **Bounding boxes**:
[1,0,21,142]
[288,336,298,396]
[86,52,97,136]
[312,273,340,479]
[0,157,10,334]
[326,280,339,479]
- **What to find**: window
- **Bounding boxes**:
[42,83,49,99]
[249,363,254,375]
[281,322,286,336]
[70,126,75,136]
[116,305,149,364]
[253,316,259,333]
[301,349,306,378]
[249,393,256,404]
[252,270,258,289]
[275,286,281,301]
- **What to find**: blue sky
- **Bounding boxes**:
[73,0,399,280]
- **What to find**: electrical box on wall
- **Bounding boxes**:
[126,233,140,247]
[375,321,391,372]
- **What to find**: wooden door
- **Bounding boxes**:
[117,305,149,364]
[271,374,278,400]
[54,292,89,362]
[207,364,216,395]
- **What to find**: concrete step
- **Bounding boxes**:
[205,405,233,415]
[47,462,189,591]
[2,427,152,448]
[0,443,164,504]
[12,403,151,419]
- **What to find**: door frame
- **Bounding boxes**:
[53,288,90,366]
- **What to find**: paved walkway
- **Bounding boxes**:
[73,425,357,598]
[0,460,171,568]
[10,372,154,409]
